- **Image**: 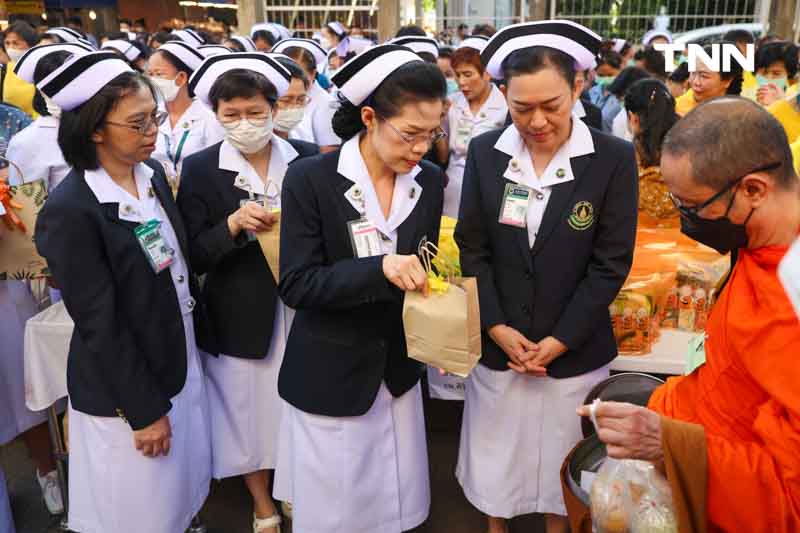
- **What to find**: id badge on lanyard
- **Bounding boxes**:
[135,219,175,273]
[348,218,383,258]
[240,196,266,242]
[165,130,190,175]
[498,183,531,228]
[454,117,473,154]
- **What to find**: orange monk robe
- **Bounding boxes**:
[649,246,800,532]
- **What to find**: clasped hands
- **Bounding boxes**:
[488,324,567,376]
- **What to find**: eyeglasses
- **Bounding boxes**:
[378,115,447,147]
[218,114,271,128]
[106,110,168,135]
[276,95,312,109]
[668,161,782,217]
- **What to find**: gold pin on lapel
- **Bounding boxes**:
[556,168,566,178]
[409,188,416,199]
[147,187,155,198]
[510,159,520,172]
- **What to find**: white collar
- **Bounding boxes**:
[494,117,595,189]
[36,115,60,128]
[221,136,299,198]
[572,99,586,118]
[84,163,157,223]
[453,84,506,115]
[159,99,209,136]
[337,134,423,236]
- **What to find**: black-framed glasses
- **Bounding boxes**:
[378,115,447,147]
[106,110,168,135]
[668,161,782,217]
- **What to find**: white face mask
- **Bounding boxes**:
[224,115,273,154]
[150,76,181,103]
[320,37,333,50]
[43,95,61,119]
[273,107,305,133]
[7,47,26,63]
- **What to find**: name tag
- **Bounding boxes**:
[685,333,707,374]
[135,219,174,273]
[454,120,473,153]
[498,183,530,228]
[348,218,383,258]
[779,237,800,319]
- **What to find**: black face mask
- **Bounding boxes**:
[680,207,754,254]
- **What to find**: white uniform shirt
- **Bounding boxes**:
[152,99,226,179]
[6,116,71,190]
[611,106,633,141]
[494,117,595,247]
[338,135,422,254]
[221,135,298,208]
[444,84,507,217]
[290,82,341,148]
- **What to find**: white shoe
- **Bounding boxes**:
[36,469,64,515]
[253,513,282,533]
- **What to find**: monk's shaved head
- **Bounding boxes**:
[662,96,796,190]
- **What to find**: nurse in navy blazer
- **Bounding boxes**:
[453,22,638,533]
[272,45,446,533]
[34,51,211,533]
[177,53,317,533]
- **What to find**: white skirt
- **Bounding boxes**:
[205,303,293,479]
[457,364,609,518]
[67,313,211,533]
[0,281,47,445]
[274,382,430,533]
[0,466,14,533]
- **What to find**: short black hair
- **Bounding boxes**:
[103,31,128,41]
[67,16,84,28]
[224,38,247,52]
[6,21,39,47]
[149,31,176,47]
[396,25,426,38]
[275,56,310,88]
[597,51,623,70]
[755,41,800,79]
[438,46,453,60]
[502,46,576,87]
[153,48,194,75]
[624,79,678,167]
[332,61,446,140]
[663,96,795,189]
[472,24,496,38]
[607,66,651,97]
[723,28,755,44]
[417,51,437,64]
[703,42,743,94]
[58,72,157,172]
[208,69,278,112]
[633,46,667,79]
[32,50,73,116]
[284,46,317,75]
[252,29,276,47]
[668,61,690,83]
[120,19,132,26]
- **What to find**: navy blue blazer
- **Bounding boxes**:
[34,161,209,430]
[277,149,444,417]
[177,139,318,358]
[455,127,638,378]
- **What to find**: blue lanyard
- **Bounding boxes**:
[164,129,190,173]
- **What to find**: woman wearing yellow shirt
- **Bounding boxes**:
[2,21,39,117]
[674,43,743,116]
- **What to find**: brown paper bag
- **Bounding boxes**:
[0,179,49,280]
[403,276,481,378]
[256,210,281,284]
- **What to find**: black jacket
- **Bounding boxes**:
[454,127,638,378]
[579,95,603,130]
[177,139,318,358]
[34,161,209,430]
[277,150,444,417]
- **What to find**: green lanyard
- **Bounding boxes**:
[164,130,190,174]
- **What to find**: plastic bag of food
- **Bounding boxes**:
[590,458,678,533]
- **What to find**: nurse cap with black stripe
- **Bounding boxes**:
[229,35,257,52]
[37,51,134,111]
[389,36,440,58]
[14,42,95,84]
[457,35,490,52]
[331,44,422,106]
[156,40,205,73]
[198,45,234,58]
[188,52,292,107]
[481,20,602,80]
[272,38,327,66]
[44,26,94,47]
[172,28,206,48]
[102,39,141,62]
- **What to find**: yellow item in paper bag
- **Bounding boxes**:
[256,208,281,284]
